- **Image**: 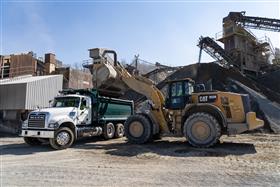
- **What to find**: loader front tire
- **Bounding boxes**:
[124,115,152,144]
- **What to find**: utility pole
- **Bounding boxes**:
[134,54,139,75]
[196,46,203,83]
[135,54,139,71]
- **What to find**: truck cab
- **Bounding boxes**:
[21,89,133,149]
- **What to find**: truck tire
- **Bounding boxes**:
[24,137,43,146]
[124,115,152,144]
[49,127,75,150]
[184,112,221,148]
[103,123,115,140]
[114,123,124,138]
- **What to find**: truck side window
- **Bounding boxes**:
[80,98,87,110]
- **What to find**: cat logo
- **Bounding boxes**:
[198,94,217,103]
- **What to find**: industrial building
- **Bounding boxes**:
[0,51,93,89]
[0,75,63,134]
[198,12,280,77]
[0,52,62,78]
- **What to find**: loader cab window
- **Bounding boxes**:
[185,82,194,95]
[165,81,193,110]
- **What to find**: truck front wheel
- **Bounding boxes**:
[49,127,75,150]
[24,137,43,146]
[124,115,152,144]
[103,123,115,140]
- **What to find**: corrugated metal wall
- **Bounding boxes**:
[25,75,63,109]
[0,75,63,110]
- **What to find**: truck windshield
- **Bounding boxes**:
[52,97,80,108]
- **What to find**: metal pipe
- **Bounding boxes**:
[102,50,117,66]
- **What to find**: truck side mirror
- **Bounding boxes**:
[80,99,86,110]
[86,100,90,108]
[49,100,52,106]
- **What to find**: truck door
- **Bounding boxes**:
[78,97,91,125]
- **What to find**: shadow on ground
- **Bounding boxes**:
[74,138,257,158]
[0,143,54,155]
[0,136,104,156]
[1,136,257,157]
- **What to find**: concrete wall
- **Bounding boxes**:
[9,54,36,77]
[55,67,93,89]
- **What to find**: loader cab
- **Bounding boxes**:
[165,79,194,110]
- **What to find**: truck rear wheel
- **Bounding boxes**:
[49,127,75,150]
[24,137,43,146]
[184,112,221,148]
[103,123,115,140]
[114,123,124,138]
[124,115,152,144]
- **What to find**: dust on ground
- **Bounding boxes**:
[1,133,279,187]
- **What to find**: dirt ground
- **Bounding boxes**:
[1,133,279,187]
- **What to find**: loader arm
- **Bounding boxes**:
[86,48,170,133]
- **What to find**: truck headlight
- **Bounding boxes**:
[22,120,28,128]
[69,112,76,117]
[48,122,59,128]
[69,112,76,119]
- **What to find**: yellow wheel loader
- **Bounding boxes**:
[85,48,264,148]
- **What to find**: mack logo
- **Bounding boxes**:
[30,114,44,120]
[198,95,217,103]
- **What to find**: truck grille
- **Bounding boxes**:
[28,113,46,128]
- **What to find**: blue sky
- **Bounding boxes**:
[1,0,280,66]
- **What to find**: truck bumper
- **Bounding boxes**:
[227,112,264,135]
[21,129,54,138]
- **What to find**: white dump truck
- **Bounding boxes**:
[21,89,133,149]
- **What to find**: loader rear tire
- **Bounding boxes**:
[184,112,221,148]
[124,115,152,144]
